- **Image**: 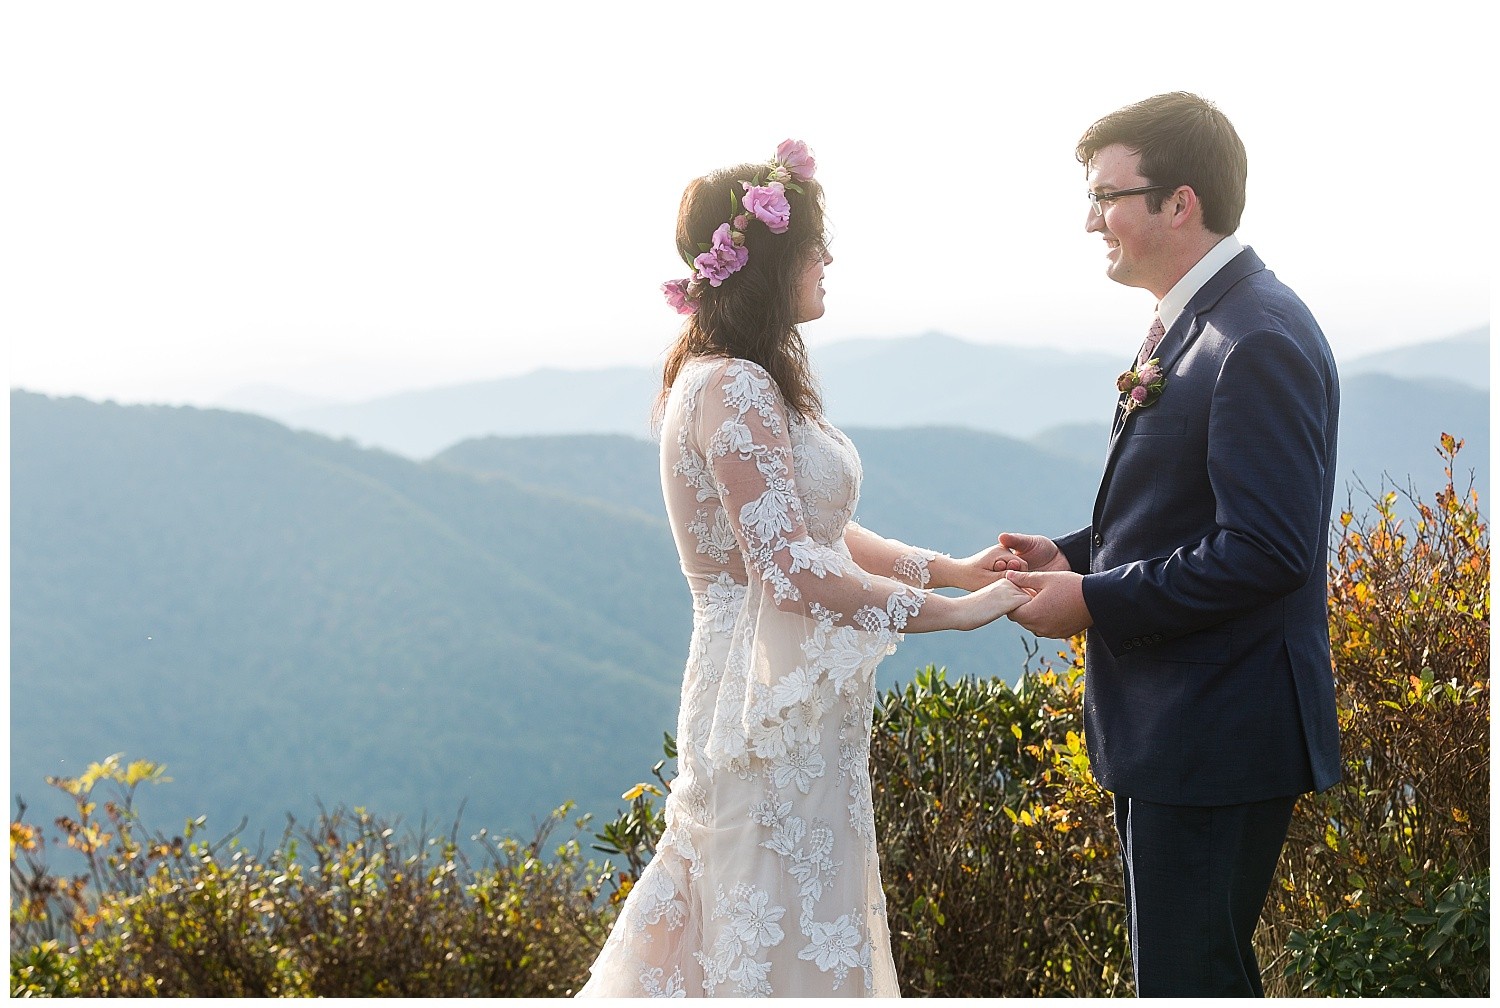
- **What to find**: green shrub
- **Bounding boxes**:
[869,659,1127,996]
[9,940,82,998]
[11,756,615,997]
[1284,870,1488,996]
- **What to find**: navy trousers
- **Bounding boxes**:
[1113,793,1297,997]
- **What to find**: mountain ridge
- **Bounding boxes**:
[187,327,1489,460]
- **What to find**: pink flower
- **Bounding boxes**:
[775,139,816,181]
[741,182,791,234]
[662,278,696,315]
[1116,358,1166,413]
[693,222,750,286]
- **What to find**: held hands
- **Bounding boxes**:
[993,532,1093,639]
[929,534,1084,633]
[921,541,1033,633]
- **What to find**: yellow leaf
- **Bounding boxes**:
[78,754,125,791]
[10,822,39,858]
[125,759,170,787]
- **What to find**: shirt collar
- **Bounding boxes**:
[1157,234,1244,330]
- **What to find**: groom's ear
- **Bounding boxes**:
[1165,185,1202,231]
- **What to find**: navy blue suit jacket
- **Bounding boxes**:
[1056,247,1342,806]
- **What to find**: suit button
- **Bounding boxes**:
[1092,532,1103,547]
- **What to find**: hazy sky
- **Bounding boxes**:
[5,1,1492,407]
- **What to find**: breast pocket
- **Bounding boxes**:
[1129,412,1187,436]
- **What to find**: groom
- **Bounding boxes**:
[1000,93,1341,997]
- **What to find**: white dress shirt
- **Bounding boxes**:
[1158,234,1244,330]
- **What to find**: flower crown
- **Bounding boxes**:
[662,139,818,315]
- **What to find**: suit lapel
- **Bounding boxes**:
[1094,248,1267,504]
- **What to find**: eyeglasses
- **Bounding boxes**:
[1087,185,1173,217]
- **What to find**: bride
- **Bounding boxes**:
[577,141,1029,998]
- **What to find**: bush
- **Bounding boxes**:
[869,658,1128,996]
[10,755,615,997]
[1270,434,1489,996]
[1283,871,1488,996]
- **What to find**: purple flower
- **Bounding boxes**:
[693,223,750,286]
[741,182,791,234]
[1130,385,1149,404]
[662,278,696,315]
[775,139,816,181]
[1137,364,1163,385]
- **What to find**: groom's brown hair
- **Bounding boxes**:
[1077,91,1248,237]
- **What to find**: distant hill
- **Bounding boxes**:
[10,392,687,848]
[260,334,1125,458]
[215,383,338,417]
[814,333,1124,439]
[11,394,1098,847]
[1337,373,1488,505]
[434,434,664,523]
[244,328,1487,462]
[283,367,663,459]
[435,426,1103,688]
[1342,327,1489,390]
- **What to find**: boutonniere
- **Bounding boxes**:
[1116,358,1166,413]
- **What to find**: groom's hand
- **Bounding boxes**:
[1001,570,1093,638]
[996,532,1071,573]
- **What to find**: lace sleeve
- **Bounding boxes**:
[844,521,942,589]
[692,359,928,635]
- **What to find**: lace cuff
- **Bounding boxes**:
[894,549,940,589]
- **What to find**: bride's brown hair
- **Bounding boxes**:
[659,163,826,420]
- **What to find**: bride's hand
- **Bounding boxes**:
[953,576,1034,631]
[943,544,1029,591]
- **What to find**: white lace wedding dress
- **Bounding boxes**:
[578,357,940,998]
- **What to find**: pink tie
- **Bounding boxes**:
[1137,315,1166,368]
